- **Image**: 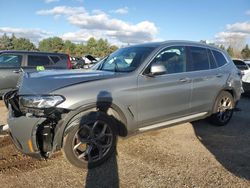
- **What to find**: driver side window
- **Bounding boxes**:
[150,46,187,75]
[0,54,22,68]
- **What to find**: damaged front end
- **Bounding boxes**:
[4,90,69,159]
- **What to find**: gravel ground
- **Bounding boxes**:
[0,98,250,187]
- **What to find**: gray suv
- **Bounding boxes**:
[4,41,242,168]
[0,50,71,96]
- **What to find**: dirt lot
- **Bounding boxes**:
[0,98,250,188]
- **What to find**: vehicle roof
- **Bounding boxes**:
[126,40,223,51]
[0,50,67,56]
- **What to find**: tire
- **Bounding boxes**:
[209,91,235,126]
[62,111,117,169]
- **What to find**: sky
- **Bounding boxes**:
[0,0,249,46]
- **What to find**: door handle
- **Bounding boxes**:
[179,77,191,83]
[13,70,21,73]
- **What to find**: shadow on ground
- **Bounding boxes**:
[85,152,119,188]
[193,96,250,180]
[84,90,120,188]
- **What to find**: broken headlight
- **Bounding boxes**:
[19,95,65,109]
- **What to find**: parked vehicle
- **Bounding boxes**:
[71,55,98,69]
[244,59,250,66]
[70,57,85,69]
[4,41,242,168]
[232,59,250,92]
[0,50,72,96]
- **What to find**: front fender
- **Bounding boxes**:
[52,103,128,152]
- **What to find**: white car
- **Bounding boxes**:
[233,59,250,92]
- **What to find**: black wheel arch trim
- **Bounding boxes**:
[52,102,128,152]
[211,86,237,114]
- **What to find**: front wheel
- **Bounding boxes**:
[209,91,235,126]
[62,112,117,168]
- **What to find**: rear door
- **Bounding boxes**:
[137,46,192,127]
[0,53,23,94]
[188,46,224,113]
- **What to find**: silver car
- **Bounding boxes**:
[4,41,242,168]
[0,50,71,96]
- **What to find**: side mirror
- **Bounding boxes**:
[149,63,166,76]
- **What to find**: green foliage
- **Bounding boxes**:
[38,37,118,57]
[64,40,76,55]
[12,38,36,50]
[0,33,36,50]
[219,45,225,50]
[38,37,64,53]
[0,33,118,57]
[241,44,250,59]
[227,46,234,57]
[0,33,13,50]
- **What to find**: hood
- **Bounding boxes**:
[18,69,120,95]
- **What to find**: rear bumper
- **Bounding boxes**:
[7,105,46,159]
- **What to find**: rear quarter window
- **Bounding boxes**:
[212,50,228,67]
[50,56,60,63]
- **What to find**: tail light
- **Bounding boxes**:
[67,55,72,69]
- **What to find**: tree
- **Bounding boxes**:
[64,40,76,55]
[0,33,118,57]
[86,37,98,55]
[75,44,88,57]
[96,39,109,57]
[12,37,36,50]
[108,45,118,54]
[39,37,64,52]
[227,46,234,57]
[241,44,250,59]
[219,45,225,50]
[0,33,13,50]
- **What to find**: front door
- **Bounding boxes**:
[0,53,23,94]
[137,46,192,127]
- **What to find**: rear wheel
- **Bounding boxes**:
[210,91,235,126]
[62,112,117,168]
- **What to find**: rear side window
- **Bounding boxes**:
[0,54,22,67]
[208,50,217,69]
[28,55,52,66]
[212,50,228,67]
[189,47,209,71]
[50,56,60,63]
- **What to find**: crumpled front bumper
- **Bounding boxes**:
[7,105,46,159]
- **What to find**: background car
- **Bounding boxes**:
[0,50,72,96]
[244,59,250,66]
[70,55,98,69]
[232,59,250,93]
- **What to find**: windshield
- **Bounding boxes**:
[98,47,155,72]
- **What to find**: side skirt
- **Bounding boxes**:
[138,112,208,132]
